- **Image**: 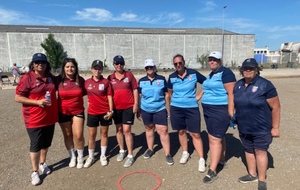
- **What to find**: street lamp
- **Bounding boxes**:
[221,5,227,56]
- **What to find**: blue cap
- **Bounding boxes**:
[32,53,49,63]
[113,55,125,65]
[241,58,258,68]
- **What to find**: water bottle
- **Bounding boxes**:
[45,91,51,106]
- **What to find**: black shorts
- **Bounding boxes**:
[113,107,135,125]
[26,124,55,152]
[58,112,85,123]
[87,113,112,127]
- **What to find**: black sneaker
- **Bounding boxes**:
[143,149,154,159]
[203,169,217,183]
[258,181,267,190]
[238,174,258,183]
[166,154,174,165]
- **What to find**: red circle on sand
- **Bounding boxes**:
[117,170,162,190]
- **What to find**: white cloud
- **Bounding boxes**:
[0,8,23,24]
[75,8,113,21]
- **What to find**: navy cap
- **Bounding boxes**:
[32,53,49,63]
[91,60,103,68]
[241,58,258,68]
[113,55,125,65]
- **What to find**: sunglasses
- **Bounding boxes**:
[34,61,47,65]
[243,67,255,71]
[114,63,125,66]
[145,66,154,70]
[173,62,183,66]
[208,58,219,62]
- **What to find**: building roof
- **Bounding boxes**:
[0,24,238,35]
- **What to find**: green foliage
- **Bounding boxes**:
[196,53,209,69]
[40,34,67,69]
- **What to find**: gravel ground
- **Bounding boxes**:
[0,68,299,190]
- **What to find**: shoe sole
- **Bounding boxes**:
[238,179,258,184]
[203,176,218,184]
[167,162,174,166]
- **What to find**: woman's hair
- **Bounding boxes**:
[28,61,52,74]
[59,58,81,87]
[173,54,185,63]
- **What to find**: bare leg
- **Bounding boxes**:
[30,151,40,171]
[178,129,188,151]
[208,134,223,171]
[72,117,85,150]
[145,124,155,150]
[245,151,257,176]
[255,149,268,181]
[115,124,124,150]
[190,132,204,158]
[123,124,133,155]
[156,125,170,155]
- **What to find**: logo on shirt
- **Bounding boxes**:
[124,77,129,83]
[35,79,41,87]
[111,79,117,84]
[87,84,93,90]
[252,86,258,93]
[63,82,67,86]
[99,84,104,90]
[156,81,161,86]
[188,76,192,81]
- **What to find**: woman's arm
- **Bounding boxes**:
[266,96,281,137]
[224,82,235,118]
[15,94,49,108]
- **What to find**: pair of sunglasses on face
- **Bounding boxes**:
[173,62,183,66]
[34,61,47,65]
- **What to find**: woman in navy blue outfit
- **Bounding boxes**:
[234,58,281,190]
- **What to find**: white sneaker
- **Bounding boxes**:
[179,152,190,164]
[39,163,51,175]
[100,155,108,166]
[69,157,76,168]
[117,152,126,162]
[83,157,95,168]
[77,157,84,169]
[123,157,134,167]
[198,158,206,172]
[31,171,41,186]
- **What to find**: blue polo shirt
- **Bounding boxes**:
[167,68,206,108]
[138,74,167,113]
[233,76,278,135]
[202,66,236,105]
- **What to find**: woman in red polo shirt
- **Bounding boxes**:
[15,53,58,186]
[56,58,86,169]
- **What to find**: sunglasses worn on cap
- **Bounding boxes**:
[34,61,47,65]
[173,62,183,66]
[208,58,219,62]
[145,66,154,70]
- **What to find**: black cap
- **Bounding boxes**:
[32,53,49,63]
[241,58,258,68]
[91,60,103,68]
[113,55,125,65]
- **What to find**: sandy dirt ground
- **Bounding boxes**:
[0,68,299,190]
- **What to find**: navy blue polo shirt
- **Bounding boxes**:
[202,66,236,105]
[138,74,167,113]
[167,68,206,108]
[233,76,278,135]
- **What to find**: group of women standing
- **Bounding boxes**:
[16,52,280,190]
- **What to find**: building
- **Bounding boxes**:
[0,25,255,71]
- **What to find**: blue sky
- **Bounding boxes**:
[1,0,299,51]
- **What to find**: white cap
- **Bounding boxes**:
[208,51,222,59]
[144,59,155,67]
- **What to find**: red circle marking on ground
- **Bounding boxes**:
[117,170,162,190]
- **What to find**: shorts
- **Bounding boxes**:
[239,132,273,153]
[113,107,135,125]
[26,124,55,152]
[87,113,112,127]
[141,109,168,126]
[202,104,229,138]
[58,112,85,123]
[170,106,201,133]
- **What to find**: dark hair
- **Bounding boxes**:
[59,58,81,87]
[173,54,185,63]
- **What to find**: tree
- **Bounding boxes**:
[196,53,209,69]
[40,34,67,70]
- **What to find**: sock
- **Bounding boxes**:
[101,146,107,157]
[68,149,76,158]
[127,154,133,158]
[119,149,125,153]
[77,149,84,158]
[88,149,95,158]
[183,151,188,155]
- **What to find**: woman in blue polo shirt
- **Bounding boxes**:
[201,51,236,183]
[234,58,281,190]
[138,59,174,165]
[167,54,206,173]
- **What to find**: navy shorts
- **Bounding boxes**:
[113,107,135,125]
[202,104,229,138]
[239,132,273,153]
[87,113,112,127]
[170,106,201,133]
[58,112,85,123]
[26,124,55,152]
[141,109,168,126]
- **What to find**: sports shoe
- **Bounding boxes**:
[198,158,206,172]
[117,152,126,162]
[238,174,258,183]
[143,149,154,159]
[258,181,267,190]
[179,152,190,164]
[166,154,174,165]
[83,157,95,168]
[39,163,51,175]
[123,157,134,167]
[203,169,218,183]
[31,171,41,186]
[100,155,108,166]
[77,157,84,169]
[69,157,76,168]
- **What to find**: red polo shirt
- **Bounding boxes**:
[107,71,138,110]
[16,71,58,128]
[57,76,86,115]
[85,76,112,115]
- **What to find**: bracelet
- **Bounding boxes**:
[107,110,114,114]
